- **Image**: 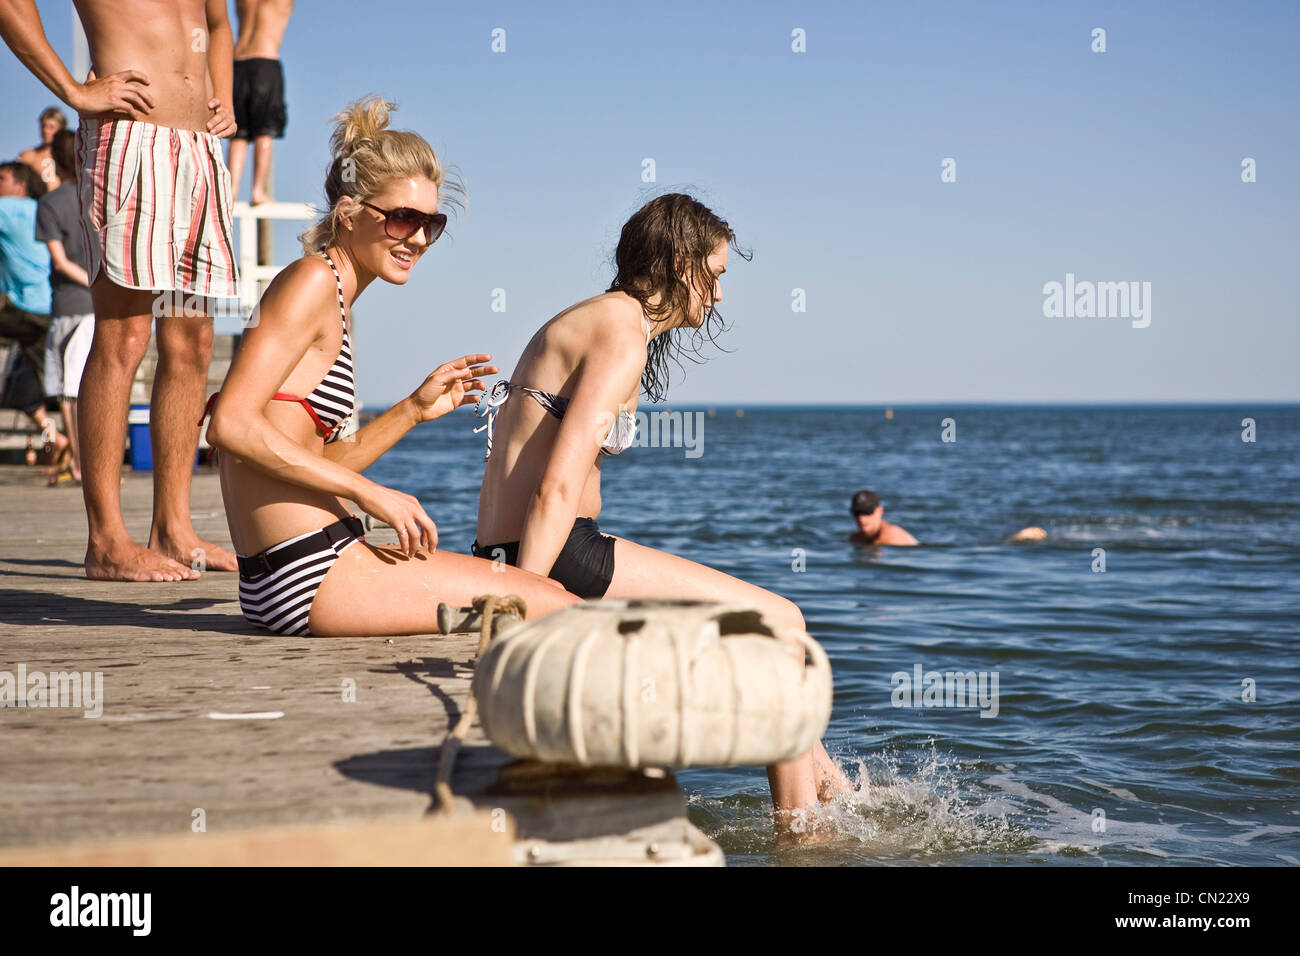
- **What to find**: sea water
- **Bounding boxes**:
[370,404,1300,866]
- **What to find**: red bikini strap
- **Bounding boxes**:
[197,390,330,437]
[272,392,331,435]
[197,391,219,427]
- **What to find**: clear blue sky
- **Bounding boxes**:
[3,1,1297,405]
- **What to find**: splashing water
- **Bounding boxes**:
[685,743,1038,866]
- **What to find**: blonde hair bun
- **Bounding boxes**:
[299,94,463,254]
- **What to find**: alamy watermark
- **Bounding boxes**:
[593,409,704,458]
[152,288,258,327]
[891,663,1000,718]
[1042,273,1151,328]
[0,664,103,717]
[50,886,150,936]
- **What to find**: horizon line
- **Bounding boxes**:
[360,399,1300,412]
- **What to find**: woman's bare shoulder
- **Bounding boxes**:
[253,255,337,328]
[267,254,335,296]
[553,292,644,347]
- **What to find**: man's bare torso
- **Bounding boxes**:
[234,0,292,60]
[73,0,213,131]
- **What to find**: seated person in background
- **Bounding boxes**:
[18,106,68,187]
[848,489,918,546]
[0,160,69,471]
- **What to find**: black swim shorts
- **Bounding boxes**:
[472,517,615,599]
[232,57,287,139]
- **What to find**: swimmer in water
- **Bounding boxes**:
[847,490,918,546]
[846,489,1046,545]
[1010,526,1047,541]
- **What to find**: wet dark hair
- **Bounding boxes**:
[0,161,45,199]
[606,192,751,403]
[851,490,881,515]
[50,130,77,183]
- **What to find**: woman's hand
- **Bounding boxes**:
[354,480,439,556]
[409,353,498,423]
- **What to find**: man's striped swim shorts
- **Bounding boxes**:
[75,116,238,299]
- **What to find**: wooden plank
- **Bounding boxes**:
[0,465,512,856]
[0,464,725,866]
[0,813,515,866]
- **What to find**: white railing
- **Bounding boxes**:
[231,201,319,318]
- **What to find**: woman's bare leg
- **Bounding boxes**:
[608,536,852,817]
[307,542,578,636]
[62,398,81,480]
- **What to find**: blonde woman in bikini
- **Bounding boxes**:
[201,96,576,636]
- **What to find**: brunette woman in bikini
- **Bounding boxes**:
[473,194,850,830]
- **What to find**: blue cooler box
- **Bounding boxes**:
[127,404,198,471]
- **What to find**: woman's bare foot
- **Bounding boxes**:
[44,432,70,479]
[813,741,855,802]
[149,530,239,572]
[774,806,834,847]
[86,539,199,582]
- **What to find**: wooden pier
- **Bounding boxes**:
[0,465,721,866]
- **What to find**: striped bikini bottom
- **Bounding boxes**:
[237,515,366,636]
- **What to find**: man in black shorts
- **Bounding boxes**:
[229,0,293,204]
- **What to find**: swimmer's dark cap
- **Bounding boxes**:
[851,490,881,515]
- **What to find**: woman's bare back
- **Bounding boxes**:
[475,292,645,544]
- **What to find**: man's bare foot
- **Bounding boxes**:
[250,191,270,206]
[150,532,238,572]
[86,540,199,582]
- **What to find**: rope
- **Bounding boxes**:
[434,593,527,814]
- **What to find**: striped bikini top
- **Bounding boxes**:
[474,381,638,460]
[200,248,357,443]
[473,313,651,460]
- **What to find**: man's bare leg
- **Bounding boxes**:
[250,134,273,204]
[148,307,236,572]
[81,274,195,581]
[226,137,248,203]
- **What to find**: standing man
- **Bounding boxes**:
[0,0,240,581]
[228,0,293,205]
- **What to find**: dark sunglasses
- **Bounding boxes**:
[359,200,447,244]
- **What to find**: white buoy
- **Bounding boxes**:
[473,600,833,768]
